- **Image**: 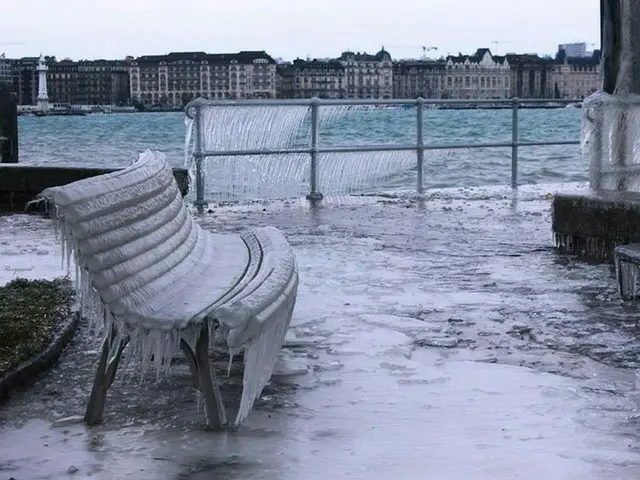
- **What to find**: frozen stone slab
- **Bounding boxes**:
[30,150,299,429]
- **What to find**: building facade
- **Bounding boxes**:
[549,49,601,99]
[442,49,511,99]
[129,51,276,108]
[47,59,130,106]
[336,49,393,99]
[275,48,393,99]
[392,60,445,99]
[558,42,589,58]
[0,54,11,87]
[277,59,345,98]
[505,54,554,99]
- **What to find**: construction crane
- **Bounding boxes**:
[387,45,438,60]
[421,46,438,59]
[490,40,510,54]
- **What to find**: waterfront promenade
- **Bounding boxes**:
[0,183,639,479]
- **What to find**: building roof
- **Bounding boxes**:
[134,51,276,64]
[393,60,446,72]
[337,48,391,62]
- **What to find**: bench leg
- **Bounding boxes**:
[84,327,130,426]
[180,323,228,430]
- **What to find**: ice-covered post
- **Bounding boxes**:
[194,104,208,213]
[307,97,323,200]
[596,0,640,191]
[416,97,425,194]
[511,97,519,189]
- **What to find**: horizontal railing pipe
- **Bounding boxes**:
[185,97,583,116]
[194,140,580,158]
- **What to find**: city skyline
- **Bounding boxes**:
[3,46,601,110]
[2,0,599,61]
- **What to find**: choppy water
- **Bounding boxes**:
[18,107,584,199]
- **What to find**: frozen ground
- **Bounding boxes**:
[1,183,640,480]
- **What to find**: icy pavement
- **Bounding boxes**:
[2,182,640,479]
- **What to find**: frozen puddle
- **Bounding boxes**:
[1,340,638,480]
[1,184,640,479]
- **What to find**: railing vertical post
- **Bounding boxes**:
[194,105,208,213]
[511,97,519,189]
[307,97,323,200]
[416,97,425,194]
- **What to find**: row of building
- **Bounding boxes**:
[0,46,601,109]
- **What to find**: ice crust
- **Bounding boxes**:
[35,150,299,426]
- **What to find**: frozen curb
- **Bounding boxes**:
[0,311,79,400]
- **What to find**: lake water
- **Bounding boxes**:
[17,107,585,201]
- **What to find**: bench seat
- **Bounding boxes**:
[33,150,298,428]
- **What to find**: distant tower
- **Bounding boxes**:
[36,53,49,113]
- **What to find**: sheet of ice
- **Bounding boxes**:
[1,183,639,479]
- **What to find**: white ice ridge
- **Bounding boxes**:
[35,150,299,426]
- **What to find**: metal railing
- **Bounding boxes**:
[185,97,582,210]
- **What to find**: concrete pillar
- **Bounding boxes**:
[0,86,18,164]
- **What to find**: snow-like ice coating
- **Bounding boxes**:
[586,0,640,193]
[582,92,640,192]
[29,150,299,426]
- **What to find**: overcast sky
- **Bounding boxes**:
[2,0,600,61]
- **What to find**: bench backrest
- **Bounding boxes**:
[41,150,196,307]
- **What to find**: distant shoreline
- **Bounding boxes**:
[17,103,581,116]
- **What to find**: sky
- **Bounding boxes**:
[1,0,600,61]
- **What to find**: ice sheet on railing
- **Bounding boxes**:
[198,104,309,152]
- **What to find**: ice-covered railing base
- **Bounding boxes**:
[29,150,298,429]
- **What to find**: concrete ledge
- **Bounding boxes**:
[0,311,79,401]
[0,164,190,212]
[552,191,640,263]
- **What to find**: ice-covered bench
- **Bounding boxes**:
[30,150,298,429]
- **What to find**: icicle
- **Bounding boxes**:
[233,290,296,426]
[227,353,234,377]
[631,264,638,302]
[65,228,72,274]
[196,390,203,414]
[60,219,66,271]
[53,206,60,240]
